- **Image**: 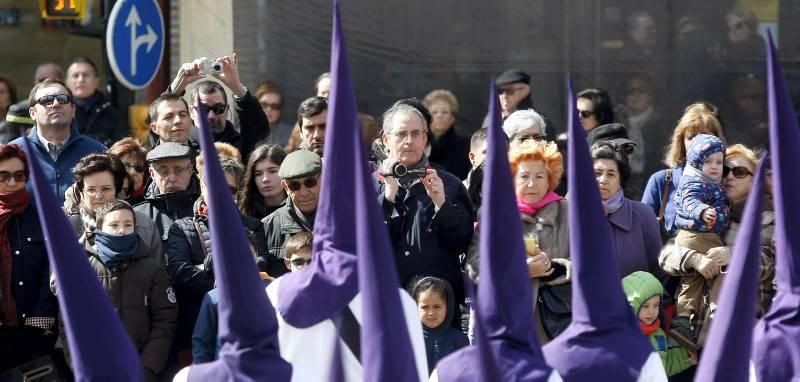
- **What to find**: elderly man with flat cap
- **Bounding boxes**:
[483,69,556,141]
[133,142,201,243]
[260,150,322,278]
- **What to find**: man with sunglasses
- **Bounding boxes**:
[481,70,555,140]
[163,53,270,159]
[10,79,105,204]
[261,150,322,278]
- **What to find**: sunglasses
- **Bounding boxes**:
[286,177,318,192]
[36,94,72,107]
[289,258,312,267]
[0,171,27,184]
[124,162,147,173]
[723,165,753,179]
[578,110,595,119]
[203,103,228,115]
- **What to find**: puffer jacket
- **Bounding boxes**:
[674,134,729,233]
[133,177,201,242]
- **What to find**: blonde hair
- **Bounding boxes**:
[423,89,459,117]
[509,140,563,192]
[663,103,725,167]
[195,142,242,174]
[726,144,758,167]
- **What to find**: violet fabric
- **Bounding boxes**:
[275,0,359,329]
[23,136,143,381]
[752,31,800,381]
[695,156,766,381]
[542,77,654,381]
[436,79,552,381]
[607,197,663,278]
[187,99,291,381]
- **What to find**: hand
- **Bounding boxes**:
[211,53,245,96]
[422,169,446,208]
[381,157,400,203]
[527,252,553,278]
[690,253,719,279]
[688,351,698,365]
[170,57,208,94]
[706,246,731,267]
[701,208,717,225]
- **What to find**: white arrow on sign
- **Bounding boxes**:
[125,5,159,76]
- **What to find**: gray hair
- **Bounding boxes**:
[381,104,428,134]
[502,109,546,138]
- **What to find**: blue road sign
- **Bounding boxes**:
[106,0,164,90]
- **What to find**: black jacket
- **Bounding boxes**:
[260,199,314,278]
[73,91,127,147]
[133,178,201,243]
[230,91,270,160]
[429,128,471,180]
[377,168,474,305]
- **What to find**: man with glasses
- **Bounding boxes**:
[261,149,322,278]
[377,102,474,309]
[10,79,105,204]
[133,142,201,243]
[164,53,270,159]
[483,69,555,140]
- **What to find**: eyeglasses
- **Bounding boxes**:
[124,162,146,173]
[289,258,312,267]
[203,103,228,115]
[498,86,526,96]
[0,171,26,184]
[723,165,753,179]
[154,164,192,178]
[36,94,72,107]
[286,177,318,192]
[260,102,282,110]
[512,133,546,143]
[578,110,595,119]
[390,129,427,141]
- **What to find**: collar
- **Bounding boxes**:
[36,126,71,148]
[607,197,632,231]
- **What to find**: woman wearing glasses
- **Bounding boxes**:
[658,143,775,347]
[107,137,150,205]
[590,141,663,279]
[0,144,58,372]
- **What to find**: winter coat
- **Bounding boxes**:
[133,177,201,242]
[10,126,106,205]
[622,271,693,377]
[8,204,57,326]
[165,197,266,347]
[377,168,474,305]
[409,278,469,374]
[641,166,683,237]
[73,91,127,147]
[608,197,664,279]
[260,198,314,278]
[674,134,728,233]
[429,128,471,180]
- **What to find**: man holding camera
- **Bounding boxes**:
[163,53,269,158]
[377,102,474,308]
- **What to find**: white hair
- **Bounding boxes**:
[382,104,428,134]
[502,109,546,138]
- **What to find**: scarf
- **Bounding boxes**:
[516,191,564,217]
[604,189,625,215]
[0,189,29,325]
[94,231,140,267]
[132,183,146,200]
[639,318,661,337]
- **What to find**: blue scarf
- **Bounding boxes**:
[604,189,625,215]
[94,231,140,266]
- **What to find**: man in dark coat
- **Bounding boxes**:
[376,102,474,307]
[65,57,127,147]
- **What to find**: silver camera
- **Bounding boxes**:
[201,58,223,75]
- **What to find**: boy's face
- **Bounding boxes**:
[417,290,447,329]
[100,209,135,236]
[638,295,660,326]
[284,248,312,272]
[702,151,724,182]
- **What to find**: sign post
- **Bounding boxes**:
[106,0,164,90]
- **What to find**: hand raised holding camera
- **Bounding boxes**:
[210,52,246,97]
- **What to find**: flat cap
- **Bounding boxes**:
[279,149,322,180]
[495,69,530,85]
[5,103,33,125]
[146,142,193,162]
[587,123,636,146]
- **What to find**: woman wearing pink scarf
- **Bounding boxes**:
[466,139,571,343]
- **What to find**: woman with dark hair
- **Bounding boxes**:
[577,87,615,133]
[66,153,161,254]
[107,137,150,205]
[591,141,663,278]
[0,77,17,123]
[239,144,287,220]
[0,144,58,372]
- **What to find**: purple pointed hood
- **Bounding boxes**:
[542,77,653,381]
[752,31,800,380]
[22,137,143,381]
[187,100,292,381]
[276,0,360,329]
[695,156,766,381]
[436,80,553,381]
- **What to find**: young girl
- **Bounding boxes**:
[622,271,697,377]
[672,134,729,337]
[409,276,469,375]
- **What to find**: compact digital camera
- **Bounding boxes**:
[201,58,223,75]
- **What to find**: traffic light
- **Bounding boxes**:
[40,0,86,20]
